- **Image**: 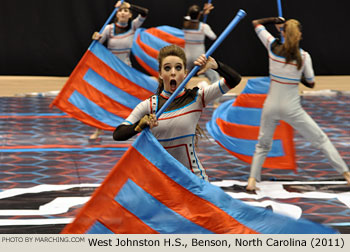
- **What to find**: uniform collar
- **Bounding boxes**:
[160,89,186,99]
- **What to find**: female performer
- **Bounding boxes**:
[247,17,350,190]
[183,3,220,86]
[90,0,149,139]
[113,45,241,181]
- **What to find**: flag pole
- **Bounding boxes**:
[202,0,212,23]
[277,0,283,17]
[276,0,284,43]
[156,9,247,118]
[88,0,125,50]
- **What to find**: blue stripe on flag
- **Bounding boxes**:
[89,42,157,93]
[207,100,283,156]
[216,99,280,127]
[83,68,140,109]
[206,118,284,157]
[132,130,336,234]
[242,77,270,94]
[68,90,123,127]
[115,179,212,234]
[222,106,262,126]
[86,221,114,234]
[132,30,159,71]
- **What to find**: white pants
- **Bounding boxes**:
[250,106,348,181]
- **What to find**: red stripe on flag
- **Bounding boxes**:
[50,65,120,131]
[233,94,266,108]
[62,146,258,234]
[86,51,154,101]
[146,28,185,48]
[215,120,296,171]
[216,140,296,170]
[134,55,159,77]
[98,201,159,234]
[74,77,132,119]
[136,34,158,59]
[216,118,289,140]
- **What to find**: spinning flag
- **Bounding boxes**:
[132,25,185,77]
[61,129,335,234]
[207,77,296,170]
[50,42,158,131]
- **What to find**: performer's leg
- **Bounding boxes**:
[89,128,103,140]
[286,109,349,183]
[247,116,279,190]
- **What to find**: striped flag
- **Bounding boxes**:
[207,77,296,171]
[132,25,185,77]
[61,129,335,234]
[50,42,158,131]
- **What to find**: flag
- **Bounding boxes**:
[50,42,158,131]
[207,77,296,171]
[132,25,185,77]
[61,129,335,234]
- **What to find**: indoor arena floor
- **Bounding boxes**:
[0,92,349,234]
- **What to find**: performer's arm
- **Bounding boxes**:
[113,123,139,141]
[252,17,285,27]
[130,4,149,17]
[215,61,241,89]
[113,114,158,141]
[301,52,315,88]
[301,75,315,88]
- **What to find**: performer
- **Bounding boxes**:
[183,3,221,91]
[113,45,241,181]
[90,0,149,139]
[246,17,350,190]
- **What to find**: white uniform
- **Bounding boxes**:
[121,79,231,181]
[99,15,145,66]
[183,21,220,83]
[250,24,349,181]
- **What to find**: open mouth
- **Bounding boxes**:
[170,80,177,91]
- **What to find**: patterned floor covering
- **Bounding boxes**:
[0,93,349,233]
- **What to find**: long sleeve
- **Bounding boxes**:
[252,17,284,27]
[113,99,151,141]
[113,123,139,141]
[202,23,217,40]
[216,61,241,89]
[130,4,149,17]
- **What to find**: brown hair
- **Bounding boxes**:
[187,5,201,20]
[281,19,303,69]
[156,44,187,94]
[114,2,132,23]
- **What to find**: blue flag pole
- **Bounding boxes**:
[202,0,213,24]
[88,0,125,50]
[156,9,247,118]
[277,0,283,17]
[276,0,284,43]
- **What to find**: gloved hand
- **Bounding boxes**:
[135,114,158,132]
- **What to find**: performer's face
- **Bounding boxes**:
[116,8,132,23]
[160,56,187,93]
